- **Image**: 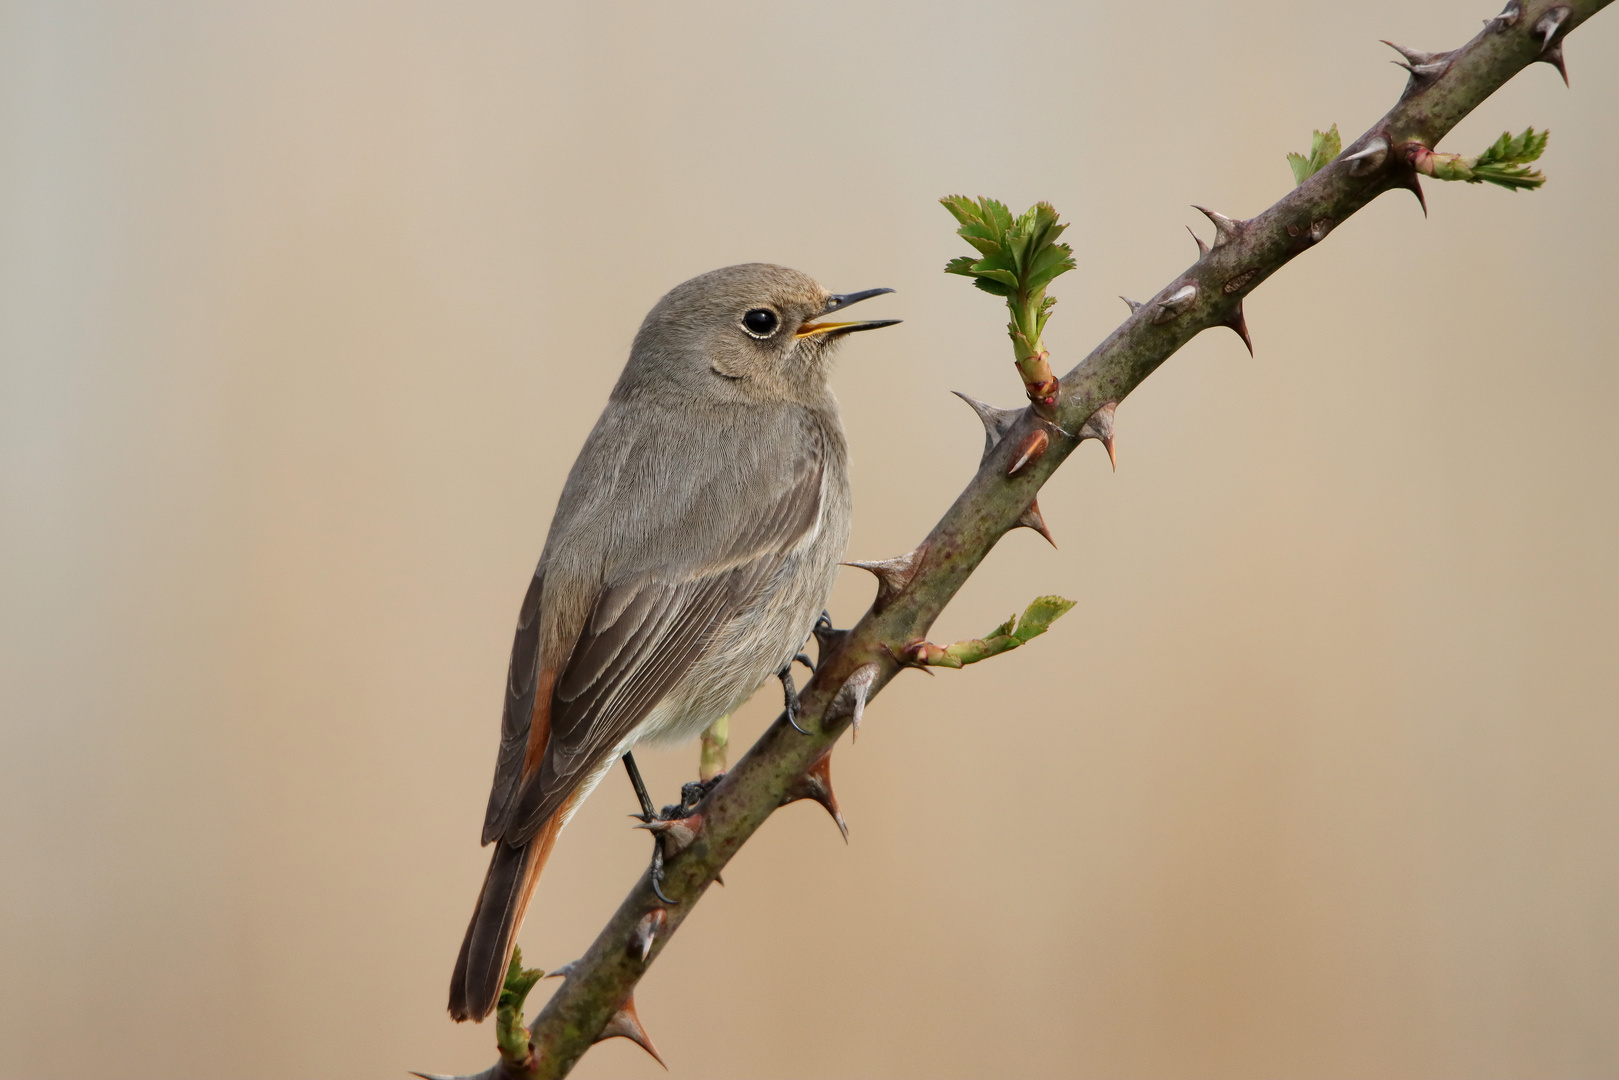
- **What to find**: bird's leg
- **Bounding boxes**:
[777,660,812,734]
[779,611,846,735]
[622,752,675,904]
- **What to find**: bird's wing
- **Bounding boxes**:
[483,411,827,845]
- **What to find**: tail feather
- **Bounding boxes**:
[448,812,564,1022]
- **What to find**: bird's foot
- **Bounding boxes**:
[777,652,816,734]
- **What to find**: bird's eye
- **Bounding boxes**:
[741,308,779,338]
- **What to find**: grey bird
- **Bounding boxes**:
[448,263,898,1022]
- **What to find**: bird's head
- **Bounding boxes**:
[622,263,898,405]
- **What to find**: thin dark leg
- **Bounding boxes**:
[622,751,656,822]
[623,751,674,904]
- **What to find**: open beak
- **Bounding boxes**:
[795,287,901,338]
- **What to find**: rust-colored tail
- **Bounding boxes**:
[448,811,564,1022]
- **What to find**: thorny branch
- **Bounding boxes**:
[422,2,1612,1076]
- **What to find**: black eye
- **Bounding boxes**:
[741,308,779,338]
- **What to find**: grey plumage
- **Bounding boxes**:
[449,263,896,1022]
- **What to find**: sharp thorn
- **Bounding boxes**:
[1007,427,1050,478]
[635,814,703,859]
[713,872,724,887]
[595,994,666,1068]
[1488,1,1522,30]
[1152,283,1197,324]
[1015,499,1057,548]
[1540,41,1569,85]
[1343,136,1389,163]
[844,546,925,612]
[832,662,879,737]
[1191,205,1241,245]
[1536,6,1569,50]
[408,1072,456,1080]
[1396,170,1428,217]
[1120,296,1144,313]
[1223,303,1254,356]
[1186,225,1210,257]
[950,390,1022,462]
[545,959,579,981]
[629,908,667,964]
[785,752,849,841]
[1078,402,1118,470]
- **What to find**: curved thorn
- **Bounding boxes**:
[595,994,666,1068]
[1078,402,1118,470]
[629,908,667,964]
[1192,205,1241,245]
[950,390,1022,460]
[1223,303,1254,356]
[1343,137,1389,163]
[544,959,579,981]
[1016,499,1057,548]
[844,546,926,611]
[1186,225,1209,257]
[785,752,849,841]
[1007,427,1050,478]
[1120,296,1143,313]
[1540,41,1569,85]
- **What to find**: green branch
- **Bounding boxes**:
[423,2,1612,1076]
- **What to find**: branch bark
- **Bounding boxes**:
[429,2,1611,1075]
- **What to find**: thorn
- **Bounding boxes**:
[951,391,1022,463]
[1120,296,1143,313]
[545,959,579,981]
[1192,205,1242,246]
[785,751,848,841]
[1078,402,1118,469]
[1487,0,1522,30]
[635,813,703,859]
[1381,40,1447,67]
[1007,427,1050,478]
[845,546,925,612]
[1394,170,1427,216]
[409,1073,456,1080]
[1186,225,1209,257]
[1344,136,1389,176]
[1382,40,1451,81]
[1015,498,1057,548]
[1536,6,1570,51]
[1152,284,1197,324]
[1540,41,1569,85]
[831,662,879,737]
[595,994,666,1068]
[1222,303,1253,356]
[629,908,667,964]
[713,872,723,887]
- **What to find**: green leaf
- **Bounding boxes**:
[494,946,545,1062]
[1288,124,1342,186]
[1469,127,1548,190]
[1013,595,1077,643]
[944,255,980,277]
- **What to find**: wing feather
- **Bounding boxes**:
[483,408,829,847]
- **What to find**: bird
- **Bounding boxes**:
[448,263,898,1022]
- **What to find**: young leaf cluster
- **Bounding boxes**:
[494,947,545,1063]
[1469,127,1549,189]
[941,196,1076,362]
[927,594,1077,668]
[1287,125,1342,186]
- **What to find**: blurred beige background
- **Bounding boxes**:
[2,2,1617,1077]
